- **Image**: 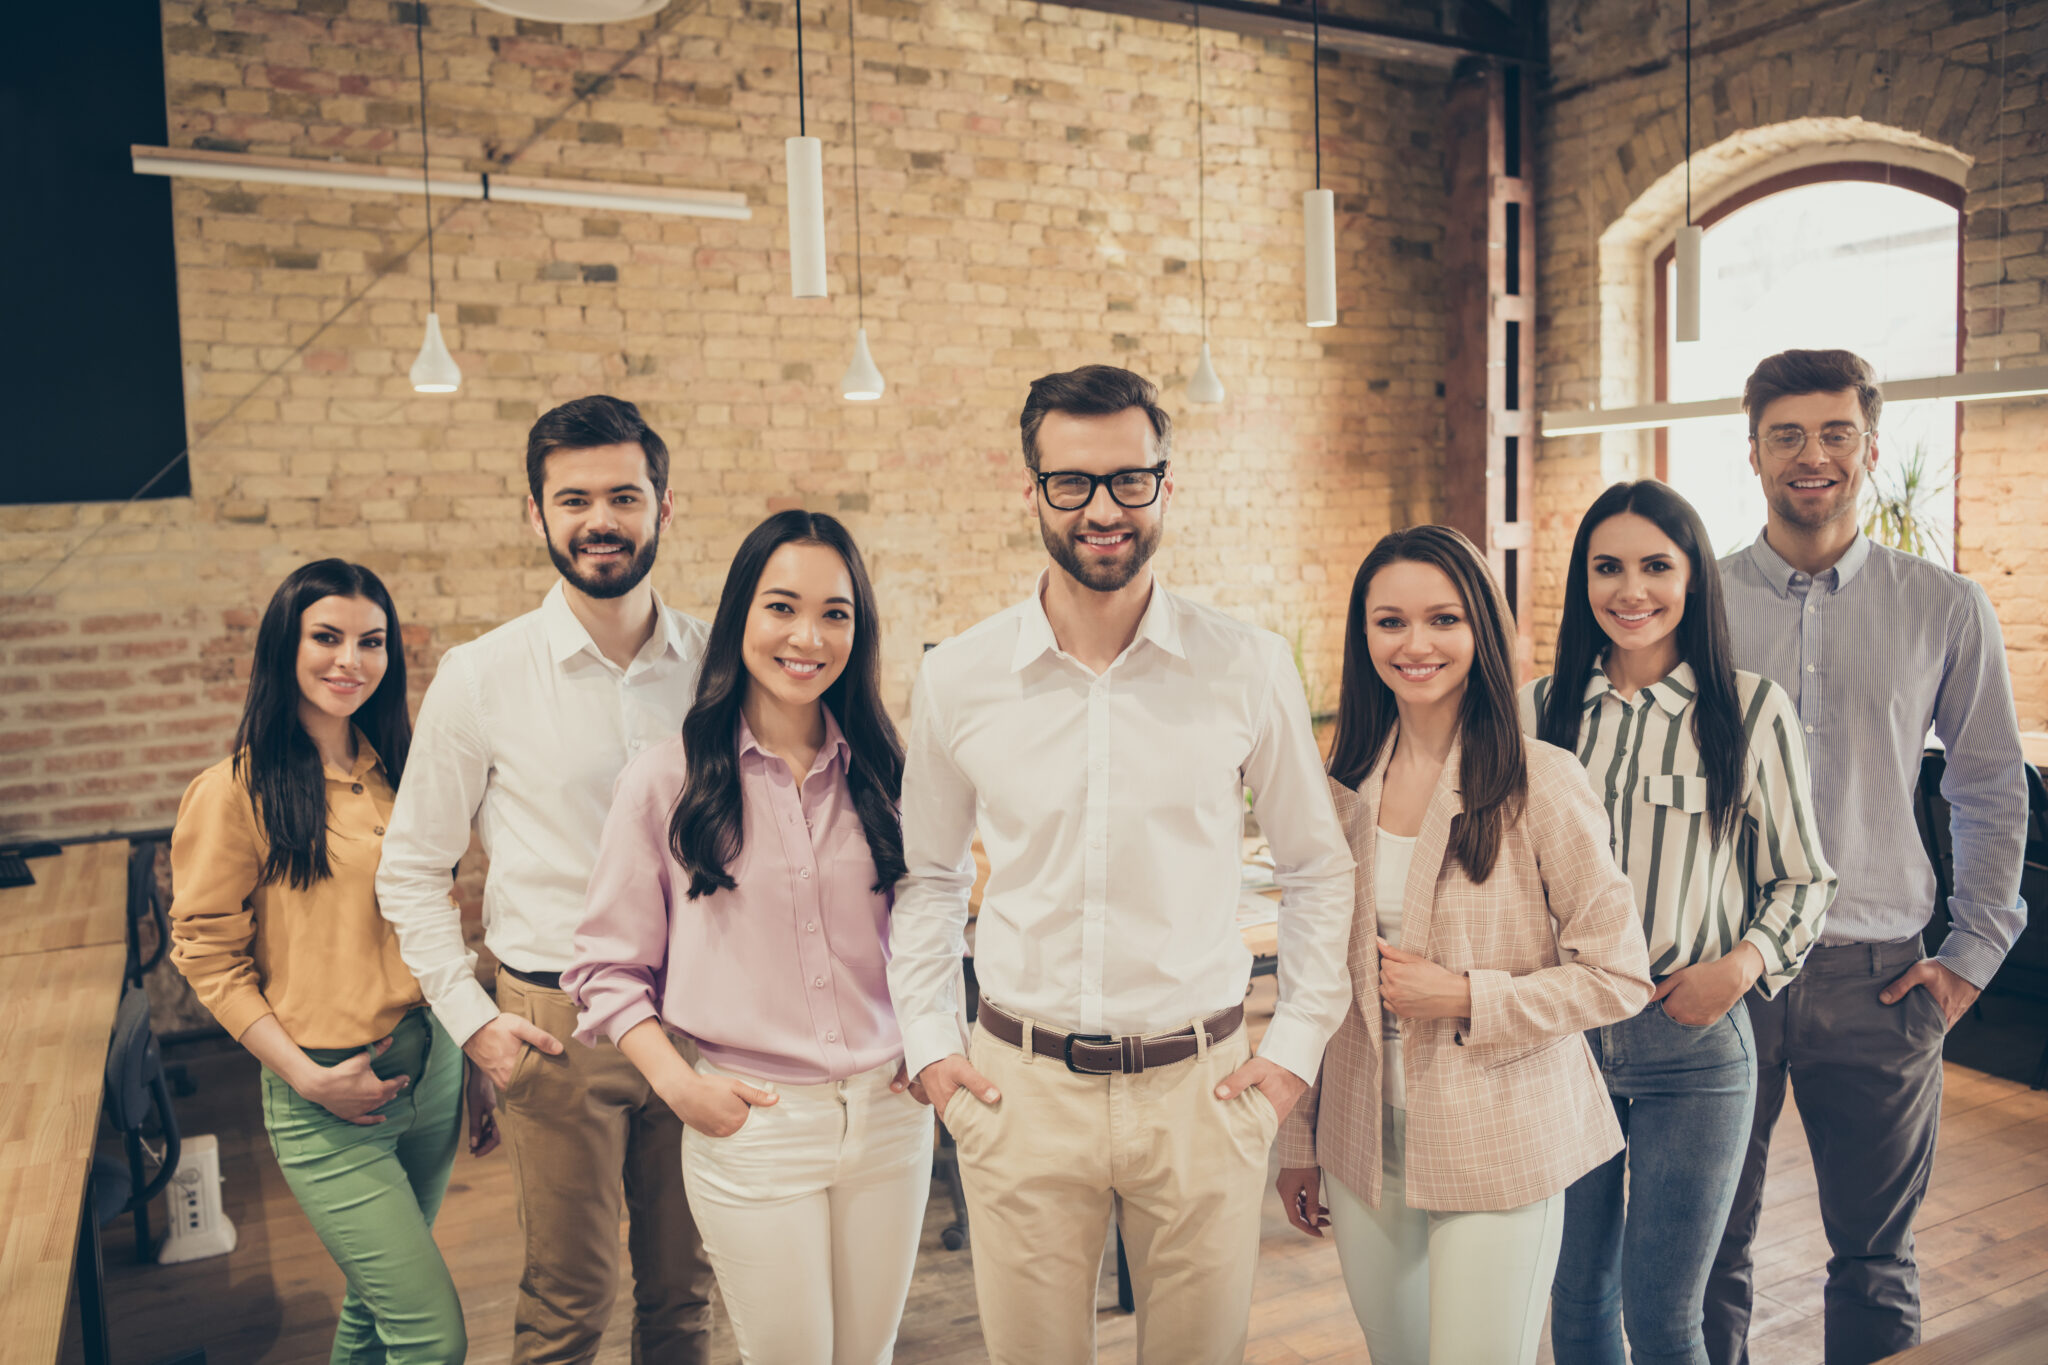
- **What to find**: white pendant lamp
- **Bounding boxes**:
[1303,0,1337,328]
[787,0,827,299]
[1187,5,1225,403]
[840,1,883,399]
[408,5,460,393]
[1674,0,1701,343]
[842,327,885,400]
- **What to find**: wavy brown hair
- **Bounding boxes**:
[1327,525,1526,882]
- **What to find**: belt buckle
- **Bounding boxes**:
[1062,1032,1117,1075]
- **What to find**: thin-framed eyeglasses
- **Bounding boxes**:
[1756,424,1872,459]
[1035,463,1169,511]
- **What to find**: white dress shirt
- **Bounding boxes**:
[887,576,1356,1085]
[377,582,710,1046]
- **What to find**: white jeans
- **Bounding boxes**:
[1328,1104,1565,1365]
[680,1057,934,1365]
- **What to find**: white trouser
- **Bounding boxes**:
[1327,1103,1565,1365]
[680,1056,934,1365]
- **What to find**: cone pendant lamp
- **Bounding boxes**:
[1187,4,1225,404]
[409,4,459,392]
[839,0,883,399]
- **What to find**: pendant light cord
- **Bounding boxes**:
[1683,0,1692,225]
[1311,0,1322,190]
[1194,2,1207,340]
[796,0,807,137]
[415,4,436,312]
[848,0,864,325]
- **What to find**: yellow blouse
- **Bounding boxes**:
[169,737,423,1049]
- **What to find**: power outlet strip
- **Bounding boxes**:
[157,1134,237,1264]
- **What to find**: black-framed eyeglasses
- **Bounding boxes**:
[1035,463,1169,511]
[1757,424,1871,459]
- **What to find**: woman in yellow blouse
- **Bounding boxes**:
[170,560,491,1365]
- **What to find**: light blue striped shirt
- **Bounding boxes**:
[1720,532,2027,989]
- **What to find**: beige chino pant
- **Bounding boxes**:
[495,972,717,1365]
[944,1019,1281,1364]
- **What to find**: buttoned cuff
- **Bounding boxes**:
[1934,926,2007,992]
[1463,968,1513,1045]
[1742,927,1794,999]
[432,977,503,1050]
[903,1013,970,1082]
[1255,1011,1327,1087]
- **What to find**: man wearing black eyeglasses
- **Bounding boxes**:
[886,365,1355,1363]
[1705,349,2028,1365]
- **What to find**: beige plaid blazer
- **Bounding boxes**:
[1275,734,1652,1212]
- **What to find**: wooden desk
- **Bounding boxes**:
[0,841,130,958]
[0,941,129,1365]
[1878,1292,2048,1362]
[2022,731,2048,771]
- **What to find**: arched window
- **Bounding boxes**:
[1654,163,1964,562]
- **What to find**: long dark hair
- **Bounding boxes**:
[1538,480,1745,847]
[1326,525,1526,882]
[668,511,904,899]
[232,560,411,890]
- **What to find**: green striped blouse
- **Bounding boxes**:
[1519,663,1838,995]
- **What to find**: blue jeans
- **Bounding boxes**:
[1551,998,1757,1365]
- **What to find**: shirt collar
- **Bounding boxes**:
[1008,571,1185,673]
[1744,529,1870,597]
[737,708,850,780]
[1579,659,1697,718]
[540,580,684,669]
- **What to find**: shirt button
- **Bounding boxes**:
[800,867,812,880]
[1806,663,1815,672]
[807,922,818,933]
[1806,604,1818,613]
[813,976,825,988]
[373,826,386,836]
[351,783,364,794]
[1805,724,1816,734]
[825,1030,838,1043]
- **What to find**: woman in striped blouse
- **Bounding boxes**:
[1523,481,1837,1365]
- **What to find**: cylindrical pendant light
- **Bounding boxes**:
[410,5,460,393]
[1674,224,1703,343]
[787,0,827,298]
[1188,4,1225,403]
[840,0,882,398]
[1674,0,1701,343]
[1303,0,1337,328]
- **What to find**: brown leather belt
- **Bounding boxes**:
[977,995,1244,1076]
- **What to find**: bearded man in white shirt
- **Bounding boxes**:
[377,396,716,1365]
[888,365,1357,1364]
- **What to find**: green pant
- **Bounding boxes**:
[261,1007,466,1365]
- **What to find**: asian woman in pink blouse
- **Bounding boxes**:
[564,510,927,1365]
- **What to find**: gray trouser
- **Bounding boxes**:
[1703,935,1947,1365]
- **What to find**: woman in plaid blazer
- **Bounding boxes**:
[1275,526,1652,1365]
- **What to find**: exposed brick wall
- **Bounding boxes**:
[0,0,1451,840]
[1532,0,2048,723]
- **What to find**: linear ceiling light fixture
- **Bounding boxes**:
[787,0,828,298]
[1674,0,1702,343]
[1303,0,1337,328]
[131,147,752,219]
[408,4,460,394]
[840,0,883,400]
[1187,3,1225,404]
[1540,367,2048,436]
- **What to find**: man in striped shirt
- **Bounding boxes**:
[1704,349,2029,1365]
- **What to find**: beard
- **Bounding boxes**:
[544,523,661,600]
[1764,476,1860,532]
[1039,511,1163,593]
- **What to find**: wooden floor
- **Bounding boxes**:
[65,979,2048,1364]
